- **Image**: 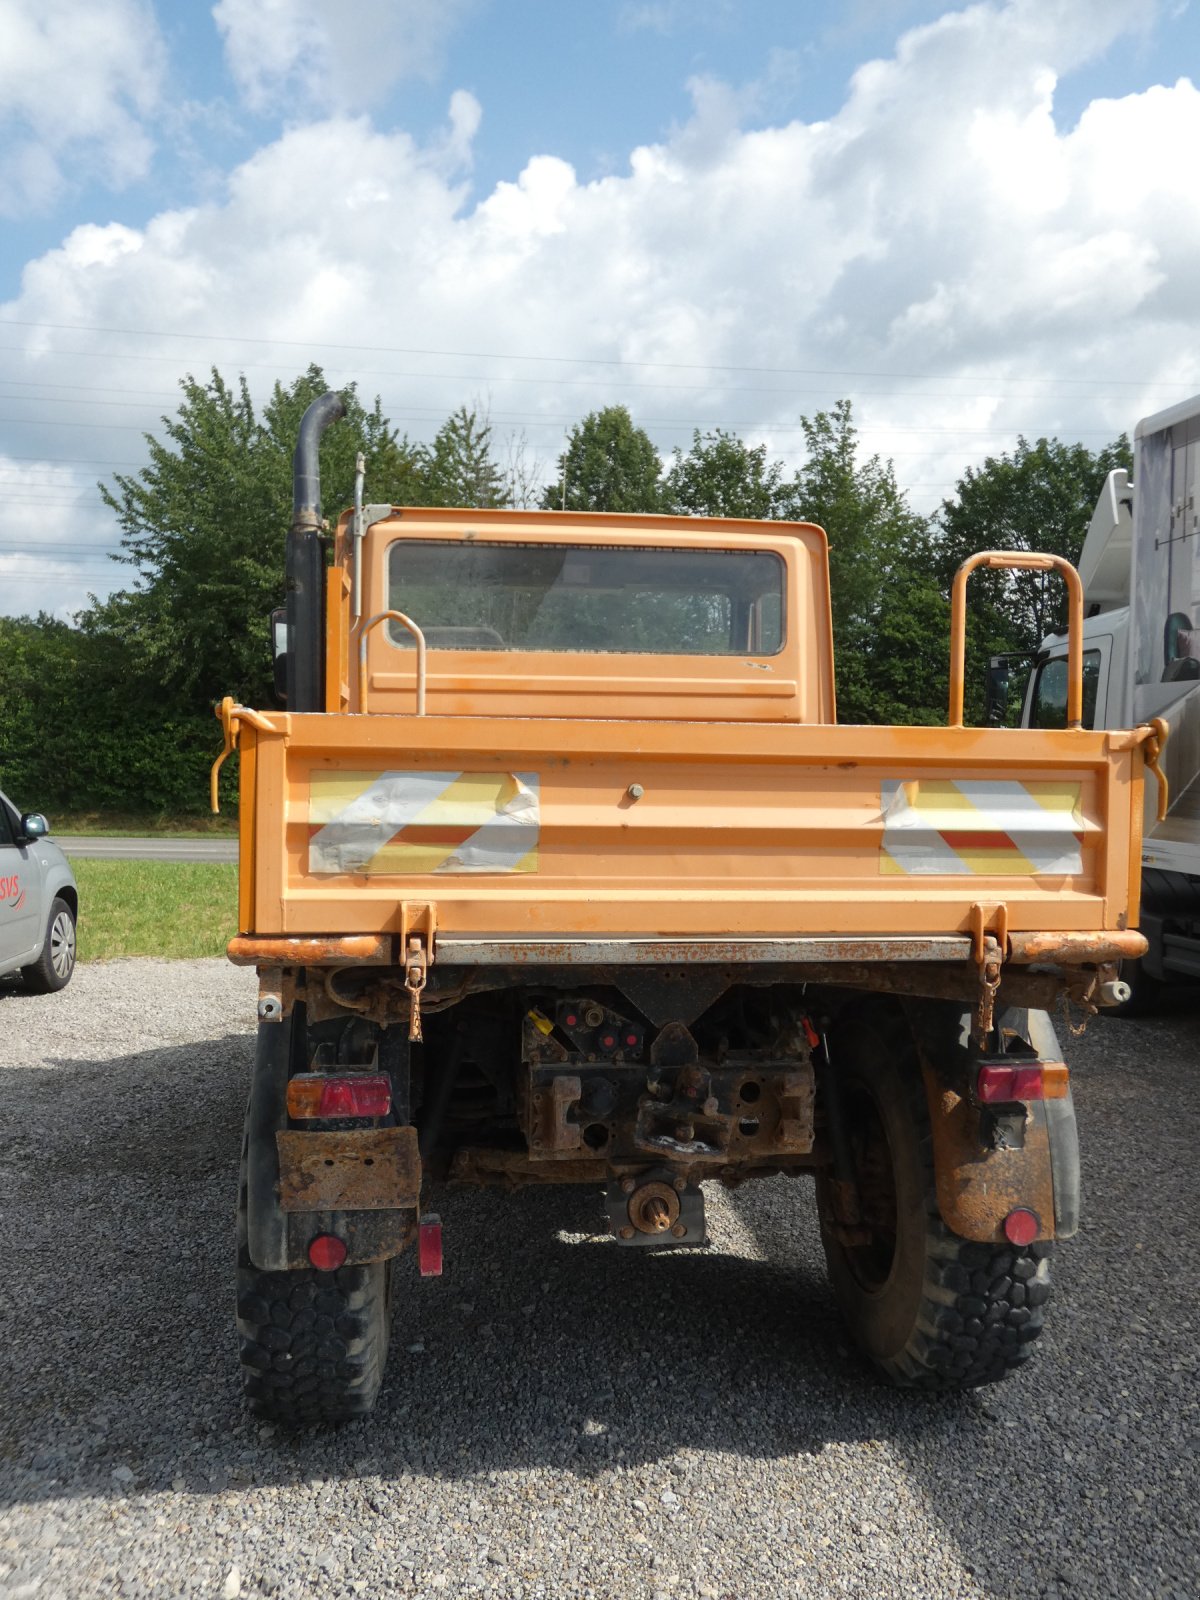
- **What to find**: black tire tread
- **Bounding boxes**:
[235,1140,391,1424]
[819,1016,1053,1392]
[235,1253,391,1424]
[884,1061,1053,1389]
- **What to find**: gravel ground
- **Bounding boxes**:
[1,960,1197,1600]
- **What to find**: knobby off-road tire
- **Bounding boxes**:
[816,1017,1052,1390]
[235,1136,393,1425]
[22,896,76,993]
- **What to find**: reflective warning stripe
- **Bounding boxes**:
[308,771,539,876]
[880,779,1084,876]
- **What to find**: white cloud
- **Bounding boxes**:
[0,457,119,619]
[3,0,1199,617]
[0,0,166,216]
[212,0,479,114]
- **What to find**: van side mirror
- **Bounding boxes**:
[271,607,288,706]
[20,812,49,840]
[984,658,1011,726]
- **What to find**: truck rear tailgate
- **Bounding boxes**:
[232,713,1143,944]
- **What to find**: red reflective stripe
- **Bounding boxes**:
[977,1064,1047,1103]
[419,1215,443,1278]
[940,830,1016,851]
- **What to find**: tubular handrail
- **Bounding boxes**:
[358,610,427,716]
[949,551,1084,729]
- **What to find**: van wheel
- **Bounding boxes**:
[815,1019,1052,1389]
[235,1134,392,1425]
[22,897,76,993]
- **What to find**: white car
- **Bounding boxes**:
[0,788,78,992]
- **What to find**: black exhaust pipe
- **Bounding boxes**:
[287,391,347,712]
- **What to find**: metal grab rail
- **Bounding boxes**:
[949,551,1084,729]
[210,696,279,812]
[358,610,427,716]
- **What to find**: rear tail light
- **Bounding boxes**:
[308,1233,348,1271]
[976,1063,1069,1103]
[287,1073,392,1119]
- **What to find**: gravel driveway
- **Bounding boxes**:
[1,961,1196,1600]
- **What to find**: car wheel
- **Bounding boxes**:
[22,896,77,993]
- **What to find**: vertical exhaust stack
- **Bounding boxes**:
[288,391,347,712]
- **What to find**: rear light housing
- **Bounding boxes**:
[287,1073,392,1120]
[976,1063,1069,1104]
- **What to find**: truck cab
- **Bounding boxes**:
[1023,401,1200,996]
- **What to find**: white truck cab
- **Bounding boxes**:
[1023,403,1200,996]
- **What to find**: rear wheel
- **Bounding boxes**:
[22,897,76,993]
[816,1018,1052,1389]
[235,1129,393,1425]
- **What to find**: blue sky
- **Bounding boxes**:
[1,0,1199,616]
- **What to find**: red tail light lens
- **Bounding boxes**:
[287,1073,392,1119]
[308,1233,348,1271]
[977,1063,1069,1103]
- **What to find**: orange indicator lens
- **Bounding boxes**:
[286,1074,392,1119]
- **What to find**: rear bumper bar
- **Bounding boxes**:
[230,930,1147,968]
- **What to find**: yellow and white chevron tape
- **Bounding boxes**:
[308,770,539,876]
[880,779,1084,876]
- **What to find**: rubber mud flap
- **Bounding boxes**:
[906,999,1056,1243]
[245,1017,291,1272]
[1024,1008,1081,1237]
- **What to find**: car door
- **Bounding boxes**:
[0,797,42,974]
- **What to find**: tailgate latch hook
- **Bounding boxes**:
[405,935,429,1043]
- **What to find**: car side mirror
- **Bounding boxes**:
[984,658,1011,727]
[271,606,288,706]
[20,812,49,840]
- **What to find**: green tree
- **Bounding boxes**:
[420,405,507,507]
[541,405,664,512]
[665,428,793,519]
[790,399,937,723]
[935,434,1133,722]
[95,364,422,709]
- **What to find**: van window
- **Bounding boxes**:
[387,540,785,656]
[1029,649,1102,729]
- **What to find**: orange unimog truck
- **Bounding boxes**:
[214,392,1163,1424]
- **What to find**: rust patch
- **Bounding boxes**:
[776,1070,816,1153]
[920,1064,1055,1243]
[528,1075,583,1157]
[276,1126,421,1212]
[228,933,395,966]
[1006,930,1148,965]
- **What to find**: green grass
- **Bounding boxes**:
[50,809,238,837]
[73,859,238,962]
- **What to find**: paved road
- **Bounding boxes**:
[1,963,1197,1600]
[56,835,238,863]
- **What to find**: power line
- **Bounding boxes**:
[1,315,1194,390]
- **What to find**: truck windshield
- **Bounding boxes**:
[387,540,784,655]
[1029,649,1102,729]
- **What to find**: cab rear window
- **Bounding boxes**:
[387,540,784,655]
